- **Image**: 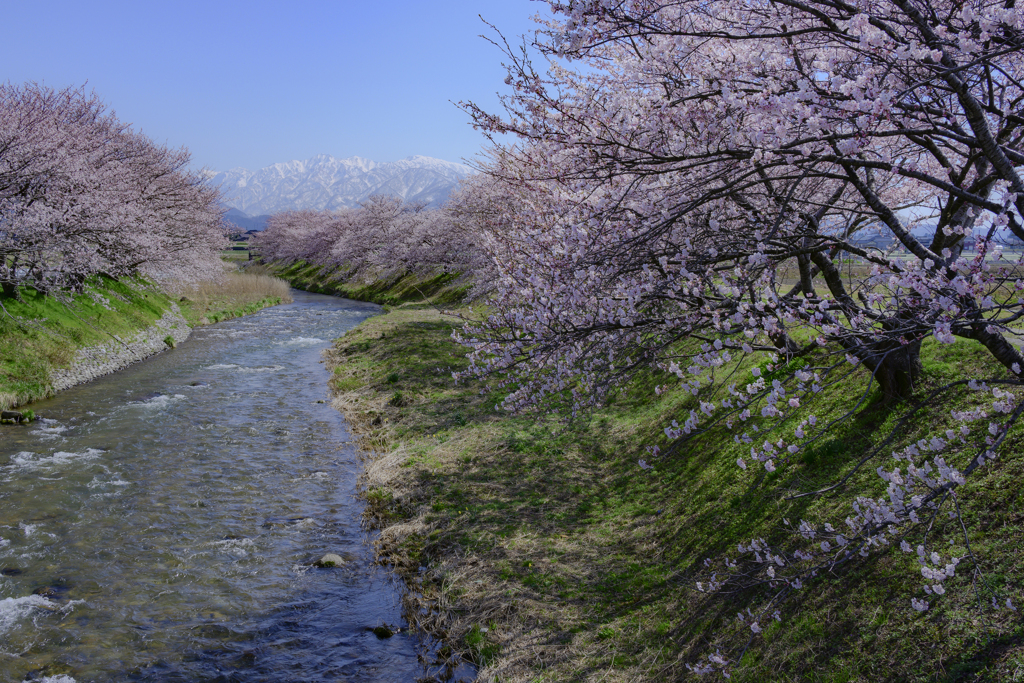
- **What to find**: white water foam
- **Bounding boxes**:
[33,419,68,439]
[129,394,186,409]
[8,449,104,472]
[0,595,55,635]
[277,337,324,347]
[207,363,283,373]
[87,476,130,489]
[32,676,77,683]
[209,537,258,558]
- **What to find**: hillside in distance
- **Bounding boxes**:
[222,208,271,232]
[210,154,474,217]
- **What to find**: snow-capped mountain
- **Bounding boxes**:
[209,154,474,216]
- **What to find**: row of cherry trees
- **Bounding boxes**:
[0,83,226,300]
[252,188,496,290]
[452,0,1024,674]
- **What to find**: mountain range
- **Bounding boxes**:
[210,154,474,225]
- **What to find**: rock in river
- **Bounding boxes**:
[315,553,346,568]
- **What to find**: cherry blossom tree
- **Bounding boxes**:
[253,193,491,286]
[456,0,1024,673]
[0,83,226,300]
[256,209,339,266]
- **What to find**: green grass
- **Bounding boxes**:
[177,295,283,326]
[0,276,176,409]
[220,247,250,263]
[324,303,1024,682]
[0,271,290,410]
[269,260,469,305]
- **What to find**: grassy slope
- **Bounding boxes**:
[0,277,176,409]
[0,272,288,409]
[324,301,1024,683]
[270,260,470,306]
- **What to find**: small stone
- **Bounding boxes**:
[370,624,396,639]
[1,411,23,423]
[315,553,346,568]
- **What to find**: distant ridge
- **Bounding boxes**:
[222,208,271,232]
[210,154,474,216]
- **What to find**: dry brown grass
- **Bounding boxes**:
[178,271,292,325]
[323,307,667,682]
[329,399,673,681]
[0,391,19,411]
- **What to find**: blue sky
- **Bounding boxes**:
[2,1,542,171]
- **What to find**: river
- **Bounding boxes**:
[0,290,431,682]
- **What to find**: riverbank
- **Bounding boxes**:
[176,270,292,326]
[325,302,1024,682]
[266,260,469,306]
[49,304,192,392]
[0,272,290,410]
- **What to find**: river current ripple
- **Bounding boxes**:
[0,290,425,682]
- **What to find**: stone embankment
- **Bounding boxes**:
[49,305,192,392]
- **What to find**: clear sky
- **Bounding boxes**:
[2,0,543,171]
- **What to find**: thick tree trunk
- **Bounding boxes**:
[1,280,22,302]
[866,340,922,403]
[769,328,802,357]
[958,318,1024,379]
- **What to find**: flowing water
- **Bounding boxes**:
[0,290,431,682]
